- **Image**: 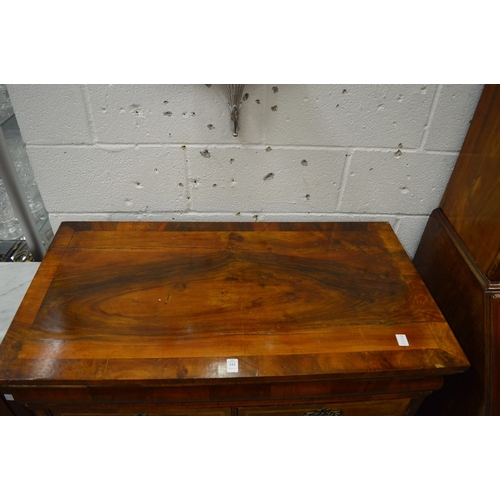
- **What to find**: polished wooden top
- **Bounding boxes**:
[0,221,469,385]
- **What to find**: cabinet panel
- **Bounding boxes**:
[27,404,232,416]
[439,84,500,281]
[414,209,489,415]
[492,294,500,415]
[414,84,500,414]
[238,398,415,416]
[0,395,13,415]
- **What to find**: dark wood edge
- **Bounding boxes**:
[489,254,500,282]
[25,392,434,411]
[492,294,500,415]
[0,346,468,387]
[405,396,427,415]
[2,376,443,407]
[57,220,391,234]
[431,209,499,291]
[0,394,14,415]
[485,293,500,415]
[48,223,75,249]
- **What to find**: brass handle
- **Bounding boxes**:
[302,408,343,416]
[133,412,149,416]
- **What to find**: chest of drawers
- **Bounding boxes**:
[0,221,468,415]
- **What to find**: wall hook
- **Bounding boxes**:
[223,85,245,137]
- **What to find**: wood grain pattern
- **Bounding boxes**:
[440,84,500,281]
[414,85,500,415]
[492,295,500,415]
[0,221,469,415]
[414,209,489,415]
[237,398,413,416]
[27,404,233,416]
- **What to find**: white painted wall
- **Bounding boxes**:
[7,84,483,257]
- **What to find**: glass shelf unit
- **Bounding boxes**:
[0,84,53,261]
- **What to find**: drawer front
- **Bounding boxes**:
[237,398,415,416]
[0,396,13,416]
[27,404,232,416]
[25,397,421,416]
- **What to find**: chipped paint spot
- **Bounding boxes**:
[271,105,278,112]
[200,149,211,158]
[265,146,272,152]
[301,159,308,166]
[272,86,278,93]
[394,150,403,158]
[263,173,275,181]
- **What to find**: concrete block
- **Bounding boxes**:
[7,84,92,145]
[340,150,458,214]
[88,84,264,144]
[26,145,187,212]
[394,216,429,259]
[6,84,483,258]
[264,84,436,148]
[187,146,346,213]
[424,84,483,151]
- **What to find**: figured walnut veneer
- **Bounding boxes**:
[0,221,468,415]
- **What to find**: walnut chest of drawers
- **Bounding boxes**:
[0,221,469,415]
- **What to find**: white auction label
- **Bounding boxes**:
[227,359,238,373]
[3,394,14,401]
[396,334,410,346]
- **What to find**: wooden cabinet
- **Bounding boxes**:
[0,221,468,415]
[414,84,500,415]
[0,394,13,415]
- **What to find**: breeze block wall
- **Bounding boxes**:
[8,84,483,257]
